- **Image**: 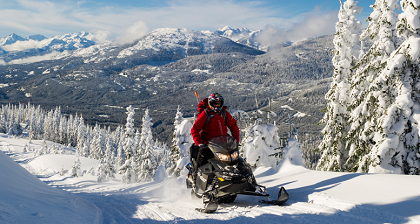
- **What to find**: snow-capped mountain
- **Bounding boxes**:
[0,32,96,63]
[50,28,264,65]
[213,26,269,51]
[0,33,27,46]
[118,28,223,58]
[0,27,269,65]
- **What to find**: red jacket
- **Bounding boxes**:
[191,108,240,145]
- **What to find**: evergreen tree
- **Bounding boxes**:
[116,141,125,167]
[97,159,107,183]
[345,0,400,172]
[119,159,136,183]
[70,156,82,177]
[123,106,136,160]
[58,115,68,145]
[355,0,420,174]
[316,0,363,172]
[137,109,157,182]
[91,124,105,160]
[243,123,283,168]
[168,106,187,177]
[76,116,87,157]
[35,139,48,156]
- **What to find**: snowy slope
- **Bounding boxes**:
[1,133,420,223]
[0,149,101,223]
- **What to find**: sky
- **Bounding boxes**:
[0,0,374,42]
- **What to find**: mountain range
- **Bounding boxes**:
[0,27,333,148]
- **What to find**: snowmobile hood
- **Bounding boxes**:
[207,135,238,154]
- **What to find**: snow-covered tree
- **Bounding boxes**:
[70,156,82,177]
[116,141,125,167]
[35,139,48,156]
[119,159,136,183]
[97,159,107,182]
[167,106,193,177]
[243,123,283,168]
[58,115,68,145]
[97,142,116,183]
[123,106,136,160]
[91,124,105,160]
[137,109,157,182]
[345,0,400,172]
[317,0,363,172]
[76,116,87,157]
[352,0,420,174]
[104,138,116,179]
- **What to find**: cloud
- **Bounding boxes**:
[90,30,112,44]
[115,21,148,45]
[257,7,338,48]
[2,39,48,51]
[8,51,60,65]
[287,9,338,41]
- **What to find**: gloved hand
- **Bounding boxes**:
[198,144,206,149]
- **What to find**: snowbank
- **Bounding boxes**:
[0,151,101,224]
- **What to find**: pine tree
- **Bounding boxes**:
[123,106,136,160]
[243,123,283,168]
[168,106,186,177]
[91,124,105,160]
[76,116,87,157]
[70,156,82,177]
[137,109,157,182]
[316,0,363,172]
[119,158,136,183]
[35,139,48,156]
[97,159,107,183]
[355,0,420,174]
[345,0,400,172]
[104,137,116,178]
[58,115,68,145]
[116,141,125,167]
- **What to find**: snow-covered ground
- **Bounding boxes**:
[1,133,420,223]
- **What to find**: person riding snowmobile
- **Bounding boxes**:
[190,93,240,169]
[188,93,289,213]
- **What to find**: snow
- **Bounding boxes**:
[1,133,420,223]
[281,105,294,110]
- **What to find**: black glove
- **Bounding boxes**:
[198,144,206,150]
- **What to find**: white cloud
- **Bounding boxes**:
[8,51,60,65]
[115,21,148,45]
[91,30,112,44]
[2,39,49,51]
[0,59,6,65]
[257,7,338,47]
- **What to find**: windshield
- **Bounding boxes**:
[207,135,238,154]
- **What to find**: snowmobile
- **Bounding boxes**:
[186,135,289,213]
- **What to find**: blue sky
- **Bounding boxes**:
[0,0,374,42]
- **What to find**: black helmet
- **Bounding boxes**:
[208,93,224,112]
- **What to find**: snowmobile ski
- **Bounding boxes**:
[259,186,289,205]
[195,200,218,213]
[196,193,218,213]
